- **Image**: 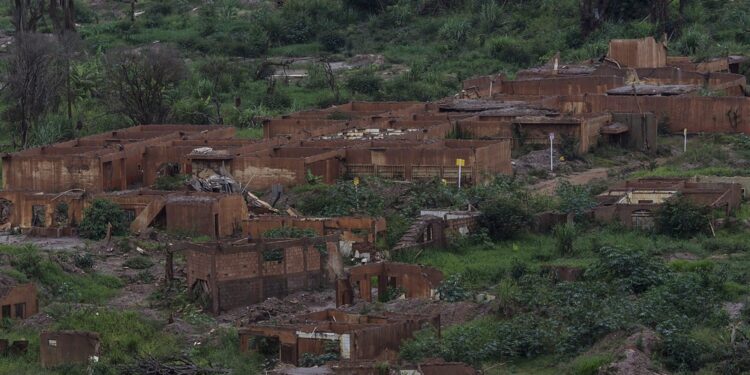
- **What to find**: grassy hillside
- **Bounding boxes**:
[0,0,748,147]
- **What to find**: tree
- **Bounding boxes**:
[579,0,610,38]
[656,195,711,237]
[3,33,64,148]
[10,0,45,33]
[477,197,532,240]
[79,199,128,240]
[103,45,187,125]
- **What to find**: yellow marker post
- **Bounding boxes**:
[353,176,360,186]
[456,159,465,189]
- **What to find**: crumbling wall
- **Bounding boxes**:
[165,194,246,238]
[557,95,750,134]
[39,331,100,368]
[184,236,337,313]
[0,283,38,319]
[608,37,667,68]
[338,263,444,306]
[0,191,85,233]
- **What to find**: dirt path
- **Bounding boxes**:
[531,167,610,195]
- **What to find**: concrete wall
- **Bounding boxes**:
[184,236,336,313]
[556,95,750,134]
[608,37,667,68]
[0,283,38,319]
[39,331,100,368]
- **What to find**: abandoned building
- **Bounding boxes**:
[183,235,340,314]
[239,309,440,365]
[391,209,480,253]
[273,359,478,375]
[0,275,38,320]
[39,331,101,368]
[594,178,743,229]
[246,215,386,256]
[335,262,443,306]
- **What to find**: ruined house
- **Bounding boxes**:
[39,331,100,368]
[1,125,233,194]
[183,235,340,314]
[0,275,38,320]
[239,309,440,365]
[246,216,386,256]
[335,262,443,306]
[391,209,481,253]
[594,178,743,229]
[607,37,667,68]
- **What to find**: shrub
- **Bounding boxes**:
[123,256,154,270]
[570,354,613,375]
[586,246,667,294]
[79,199,128,240]
[399,328,441,362]
[73,253,95,270]
[560,133,581,160]
[318,31,346,52]
[556,181,597,220]
[153,174,187,190]
[345,69,383,97]
[486,36,535,66]
[437,18,472,50]
[438,274,468,302]
[656,196,711,237]
[660,333,710,371]
[262,227,317,238]
[477,197,532,240]
[261,90,293,111]
[553,223,576,256]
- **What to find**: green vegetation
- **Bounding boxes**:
[123,256,155,270]
[262,227,317,239]
[0,0,745,149]
[0,245,123,304]
[78,199,129,240]
[152,174,188,190]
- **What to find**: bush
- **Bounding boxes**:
[437,18,472,50]
[123,256,154,270]
[660,333,710,371]
[73,253,95,270]
[586,246,667,294]
[79,199,128,240]
[570,354,613,375]
[556,181,597,220]
[261,90,292,111]
[553,223,576,256]
[153,174,188,190]
[477,197,532,240]
[318,31,347,52]
[438,274,468,302]
[262,227,317,238]
[345,70,383,97]
[486,36,535,66]
[656,196,711,237]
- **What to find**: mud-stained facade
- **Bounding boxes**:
[594,178,743,229]
[183,236,339,314]
[39,331,100,368]
[239,310,440,365]
[335,262,444,306]
[0,275,38,320]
